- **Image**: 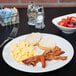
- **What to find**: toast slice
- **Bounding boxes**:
[38,38,56,51]
[25,33,41,46]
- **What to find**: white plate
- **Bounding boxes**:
[2,33,74,73]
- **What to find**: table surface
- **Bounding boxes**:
[0,8,76,76]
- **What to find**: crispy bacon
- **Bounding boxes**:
[43,46,62,55]
[22,55,40,65]
[22,46,67,68]
[53,50,65,56]
[43,50,52,55]
[53,56,67,60]
[45,55,67,61]
[40,55,46,68]
[53,46,61,52]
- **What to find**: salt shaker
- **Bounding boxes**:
[35,5,45,29]
[27,2,36,25]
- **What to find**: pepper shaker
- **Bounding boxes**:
[27,2,36,26]
[35,5,45,29]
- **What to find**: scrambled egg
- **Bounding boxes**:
[11,40,38,62]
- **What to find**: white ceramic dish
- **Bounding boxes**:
[2,33,74,73]
[52,13,76,34]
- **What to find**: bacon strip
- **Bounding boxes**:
[40,55,46,68]
[53,56,67,60]
[22,55,40,65]
[22,46,67,68]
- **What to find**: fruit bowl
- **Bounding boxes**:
[52,13,76,34]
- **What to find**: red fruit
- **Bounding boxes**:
[70,17,76,23]
[58,21,64,26]
[66,24,74,28]
[62,22,68,27]
[67,17,71,22]
[62,18,67,22]
[72,26,76,28]
[58,16,76,28]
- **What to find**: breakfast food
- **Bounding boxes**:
[25,32,41,45]
[23,46,67,68]
[11,40,38,62]
[38,38,56,50]
[10,33,67,68]
[58,16,76,28]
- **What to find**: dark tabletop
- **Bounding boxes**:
[0,8,76,76]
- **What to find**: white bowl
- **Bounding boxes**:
[52,13,76,34]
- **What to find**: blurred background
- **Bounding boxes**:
[0,0,76,8]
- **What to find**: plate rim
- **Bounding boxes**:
[2,33,74,73]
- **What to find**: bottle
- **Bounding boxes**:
[35,5,45,29]
[27,2,36,26]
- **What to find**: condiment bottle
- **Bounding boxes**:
[35,5,45,29]
[27,2,36,25]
